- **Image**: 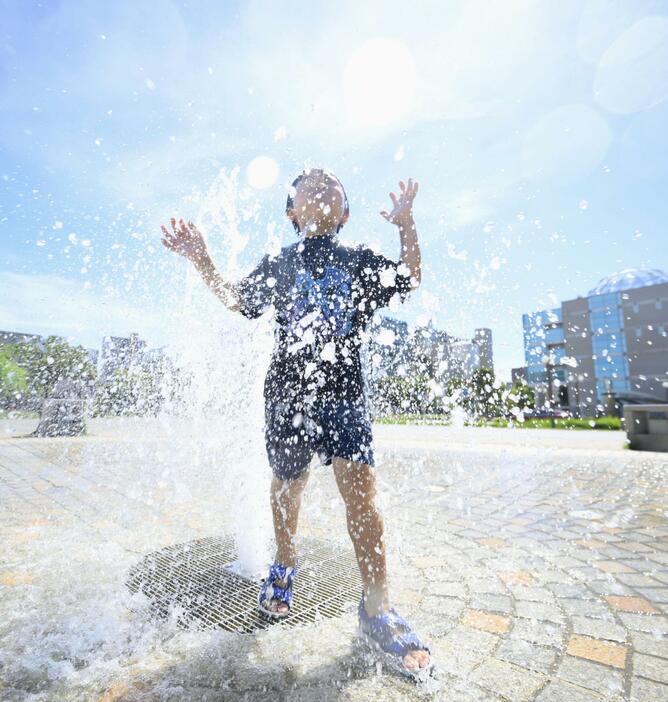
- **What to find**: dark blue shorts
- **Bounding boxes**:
[264,398,375,481]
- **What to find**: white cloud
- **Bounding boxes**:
[0,271,170,350]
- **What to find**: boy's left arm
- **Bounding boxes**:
[380,178,421,288]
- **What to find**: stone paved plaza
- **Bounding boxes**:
[1,417,667,701]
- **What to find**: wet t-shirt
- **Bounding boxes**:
[233,234,413,407]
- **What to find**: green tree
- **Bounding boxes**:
[0,344,28,407]
[93,365,163,417]
[466,367,503,419]
[374,374,445,415]
[13,336,96,401]
[505,381,535,415]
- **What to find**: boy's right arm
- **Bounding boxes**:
[192,254,241,312]
[160,218,241,312]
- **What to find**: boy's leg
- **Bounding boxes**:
[331,457,388,615]
[265,471,309,613]
[332,457,430,671]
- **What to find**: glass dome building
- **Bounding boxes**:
[589,268,668,297]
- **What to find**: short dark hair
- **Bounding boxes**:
[286,168,349,234]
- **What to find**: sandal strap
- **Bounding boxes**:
[259,562,296,608]
[268,562,296,583]
[359,601,430,657]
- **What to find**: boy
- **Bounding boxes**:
[160,168,432,680]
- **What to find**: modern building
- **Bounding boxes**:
[98,332,148,380]
[519,307,567,408]
[518,269,668,415]
[474,328,494,369]
[369,317,494,384]
[367,316,410,377]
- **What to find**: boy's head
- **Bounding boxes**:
[286,168,349,236]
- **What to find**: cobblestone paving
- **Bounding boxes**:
[1,418,667,701]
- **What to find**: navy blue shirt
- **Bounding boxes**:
[233,234,412,407]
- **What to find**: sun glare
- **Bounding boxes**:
[246,155,279,189]
[343,38,417,127]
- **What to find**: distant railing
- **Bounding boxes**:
[623,404,668,452]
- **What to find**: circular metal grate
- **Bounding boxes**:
[126,535,363,633]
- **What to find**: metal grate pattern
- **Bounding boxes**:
[126,535,363,633]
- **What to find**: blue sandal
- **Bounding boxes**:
[258,562,296,619]
[357,595,434,682]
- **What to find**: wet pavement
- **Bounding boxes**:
[1,418,667,701]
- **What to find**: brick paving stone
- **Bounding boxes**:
[559,598,614,620]
[636,588,668,604]
[509,585,556,603]
[441,623,500,654]
[618,613,668,633]
[477,537,509,550]
[535,680,609,702]
[633,652,668,685]
[469,594,513,614]
[571,617,628,643]
[615,573,661,587]
[429,639,490,677]
[495,638,557,674]
[0,570,34,586]
[461,609,510,635]
[556,656,625,697]
[629,676,668,702]
[467,578,508,595]
[594,560,636,574]
[393,588,423,606]
[548,583,593,599]
[511,619,564,647]
[606,595,660,614]
[578,539,608,550]
[411,555,448,569]
[566,635,627,668]
[428,581,467,598]
[589,581,636,597]
[630,632,668,658]
[469,658,545,701]
[649,552,668,566]
[617,541,655,553]
[421,595,466,619]
[619,558,655,572]
[498,571,535,585]
[514,601,563,624]
[535,570,572,585]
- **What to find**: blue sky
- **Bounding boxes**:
[1,0,668,380]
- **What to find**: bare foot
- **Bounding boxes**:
[403,648,430,671]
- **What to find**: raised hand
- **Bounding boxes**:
[380,178,419,227]
[160,218,209,265]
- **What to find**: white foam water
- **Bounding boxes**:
[157,166,275,576]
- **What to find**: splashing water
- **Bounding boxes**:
[160,167,274,577]
[449,402,466,429]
